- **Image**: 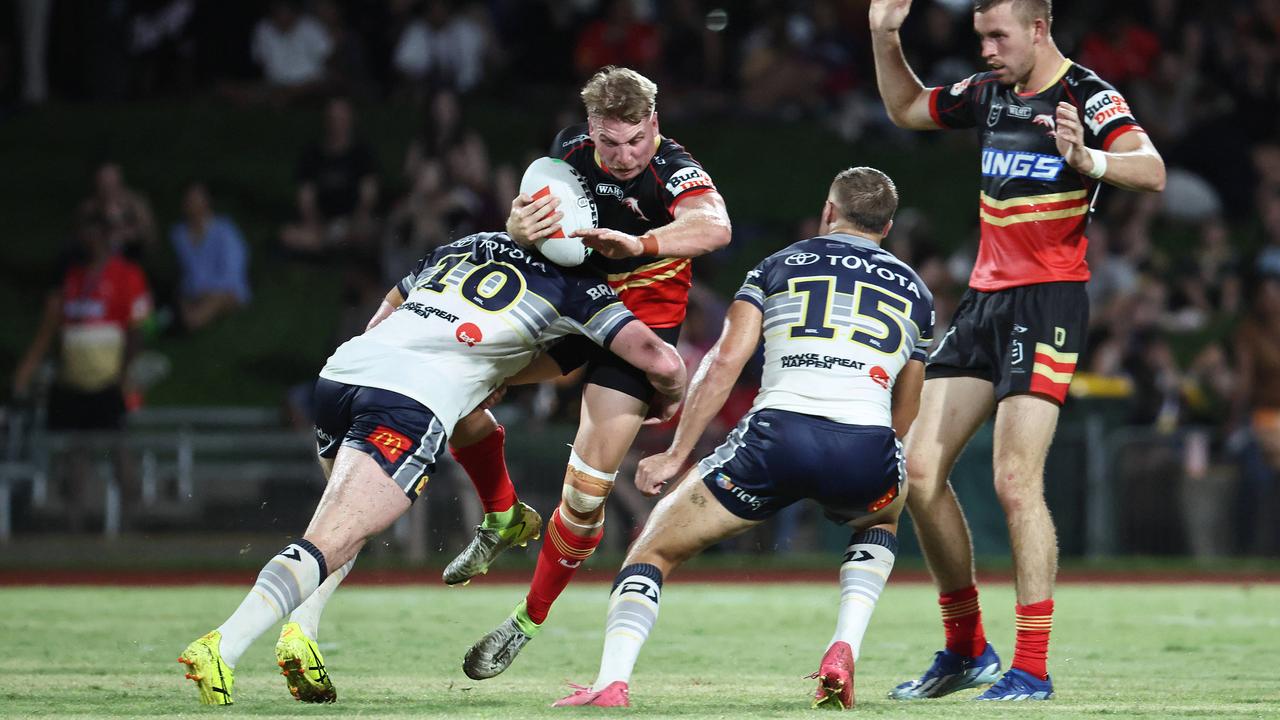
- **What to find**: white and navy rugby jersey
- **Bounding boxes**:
[735,233,934,428]
[321,232,636,433]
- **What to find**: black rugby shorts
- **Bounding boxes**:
[926,281,1088,404]
[547,325,682,403]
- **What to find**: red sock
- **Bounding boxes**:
[524,510,601,624]
[1013,598,1054,680]
[939,585,987,657]
[449,425,516,514]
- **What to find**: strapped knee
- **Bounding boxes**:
[560,449,616,529]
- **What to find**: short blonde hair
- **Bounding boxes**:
[580,66,658,124]
[830,167,898,233]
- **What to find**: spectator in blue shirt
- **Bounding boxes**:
[170,183,250,330]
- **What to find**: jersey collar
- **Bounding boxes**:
[1016,57,1073,97]
[822,232,880,249]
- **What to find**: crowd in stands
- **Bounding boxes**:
[3,0,1278,553]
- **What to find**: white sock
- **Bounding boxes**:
[593,563,663,689]
[216,540,328,667]
[829,528,896,660]
[288,555,356,639]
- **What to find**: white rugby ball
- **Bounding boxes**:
[519,157,597,266]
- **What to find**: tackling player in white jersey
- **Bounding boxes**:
[176,231,686,706]
[554,167,934,709]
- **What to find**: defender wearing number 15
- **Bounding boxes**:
[556,167,933,709]
[869,0,1166,701]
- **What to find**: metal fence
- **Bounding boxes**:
[2,404,1273,558]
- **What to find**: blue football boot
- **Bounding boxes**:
[975,668,1054,701]
[889,643,1002,699]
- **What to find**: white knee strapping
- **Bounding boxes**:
[568,449,618,482]
[562,449,615,527]
[562,484,608,516]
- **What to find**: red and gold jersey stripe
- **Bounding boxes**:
[979,190,1089,228]
[603,257,694,328]
[606,257,691,292]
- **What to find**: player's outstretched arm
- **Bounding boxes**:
[364,287,404,332]
[891,358,925,439]
[607,321,687,419]
[869,0,940,130]
[574,190,731,260]
[635,300,762,495]
[1053,102,1167,193]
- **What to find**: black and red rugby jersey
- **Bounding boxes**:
[929,60,1145,291]
[551,123,717,328]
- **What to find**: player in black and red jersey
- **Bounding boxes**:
[261,67,727,699]
[869,0,1165,701]
[453,66,732,680]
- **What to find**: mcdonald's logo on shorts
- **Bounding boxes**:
[367,425,413,463]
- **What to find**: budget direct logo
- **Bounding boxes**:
[664,166,713,196]
[980,148,1063,181]
[1083,90,1133,134]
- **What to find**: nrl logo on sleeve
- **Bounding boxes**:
[1083,90,1133,133]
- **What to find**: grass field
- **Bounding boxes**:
[1,582,1277,719]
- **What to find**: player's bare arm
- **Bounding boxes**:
[891,358,925,439]
[635,300,761,495]
[606,320,687,421]
[1054,102,1167,192]
[869,0,940,130]
[573,190,731,260]
[364,287,404,332]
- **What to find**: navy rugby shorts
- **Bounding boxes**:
[697,408,904,524]
[312,377,445,501]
